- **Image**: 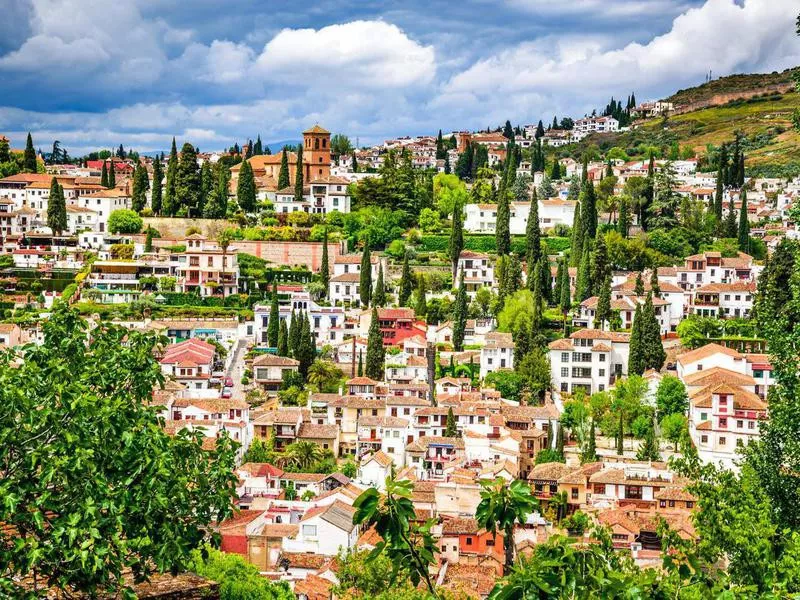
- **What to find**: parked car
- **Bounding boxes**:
[221,387,232,399]
[224,377,234,388]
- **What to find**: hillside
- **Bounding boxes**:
[665,68,799,108]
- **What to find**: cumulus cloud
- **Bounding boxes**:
[439,0,800,120]
[254,20,436,88]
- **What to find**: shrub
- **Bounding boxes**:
[108,209,143,234]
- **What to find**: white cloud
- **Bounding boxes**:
[441,0,800,119]
[254,20,436,88]
[507,0,699,18]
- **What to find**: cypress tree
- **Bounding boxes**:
[100,162,109,188]
[445,407,458,437]
[540,254,552,305]
[278,149,290,189]
[642,154,654,229]
[443,153,451,175]
[507,254,522,295]
[452,269,468,351]
[131,162,148,213]
[144,229,153,253]
[365,307,385,380]
[738,188,750,252]
[298,313,315,377]
[294,143,304,202]
[415,273,427,317]
[357,351,364,377]
[643,293,666,371]
[23,133,37,172]
[576,244,592,302]
[532,260,544,334]
[570,201,583,267]
[359,246,372,307]
[373,264,386,307]
[151,159,163,215]
[714,162,724,225]
[253,135,263,156]
[636,425,661,461]
[616,412,624,455]
[581,180,597,240]
[513,321,531,367]
[268,286,280,347]
[288,310,300,358]
[164,138,178,216]
[525,188,541,287]
[580,155,588,184]
[556,258,568,313]
[595,275,612,330]
[591,233,609,288]
[237,160,257,212]
[556,424,564,456]
[175,143,201,214]
[634,272,644,296]
[628,304,645,376]
[449,201,464,282]
[205,163,230,218]
[320,228,330,299]
[277,319,289,356]
[199,161,212,215]
[108,160,116,189]
[496,186,511,255]
[399,253,413,306]
[47,178,67,236]
[617,197,630,237]
[550,158,560,180]
[725,195,738,238]
[650,269,661,298]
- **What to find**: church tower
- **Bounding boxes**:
[302,124,331,181]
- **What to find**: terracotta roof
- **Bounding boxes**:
[279,552,327,569]
[281,472,326,483]
[238,462,284,478]
[684,367,755,388]
[405,435,465,452]
[442,517,479,535]
[677,343,742,366]
[570,329,630,343]
[217,509,263,534]
[527,461,572,481]
[654,486,697,502]
[304,124,330,134]
[347,376,379,385]
[252,353,300,367]
[364,450,394,468]
[558,462,603,485]
[298,423,339,439]
[691,383,767,411]
[293,574,333,600]
[484,331,514,348]
[694,282,756,293]
[256,523,299,538]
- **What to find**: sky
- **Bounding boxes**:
[0,0,798,155]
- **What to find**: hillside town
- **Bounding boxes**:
[4,79,800,597]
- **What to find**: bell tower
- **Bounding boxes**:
[302,124,331,181]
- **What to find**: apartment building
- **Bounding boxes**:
[480,332,515,380]
[548,330,631,397]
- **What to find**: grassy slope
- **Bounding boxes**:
[665,68,798,106]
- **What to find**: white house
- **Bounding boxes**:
[254,290,345,348]
[282,501,359,556]
[548,330,631,397]
[463,199,576,235]
[456,251,496,299]
[480,332,515,380]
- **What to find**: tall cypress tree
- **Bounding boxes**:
[278,149,290,189]
[100,162,109,188]
[444,408,458,437]
[452,269,468,351]
[526,188,541,288]
[650,268,661,298]
[268,286,280,347]
[199,161,212,216]
[298,313,315,377]
[359,246,372,307]
[164,138,178,216]
[47,178,67,236]
[399,253,413,307]
[580,155,588,184]
[365,307,385,380]
[237,160,257,212]
[581,180,597,240]
[357,351,364,377]
[144,229,153,253]
[23,133,37,173]
[532,260,544,334]
[294,143,304,202]
[714,162,724,226]
[725,195,738,238]
[634,272,645,296]
[131,162,148,213]
[151,159,163,215]
[628,304,645,376]
[581,419,598,463]
[555,258,567,313]
[496,186,511,255]
[108,160,116,189]
[618,197,630,237]
[595,275,612,330]
[277,319,289,357]
[570,201,583,267]
[320,228,330,299]
[540,254,552,305]
[616,411,625,455]
[576,245,592,302]
[373,264,386,307]
[591,233,609,289]
[449,201,464,283]
[643,294,666,370]
[738,189,750,252]
[288,310,300,358]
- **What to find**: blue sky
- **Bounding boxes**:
[0,0,797,155]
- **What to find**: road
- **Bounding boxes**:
[225,338,249,398]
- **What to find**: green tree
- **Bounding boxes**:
[365,307,385,380]
[108,209,143,234]
[288,310,300,358]
[294,143,304,202]
[163,138,179,216]
[449,200,464,282]
[525,189,541,286]
[108,160,116,188]
[23,132,37,172]
[452,269,468,351]
[236,159,257,212]
[283,440,325,470]
[46,178,67,236]
[444,407,458,437]
[642,294,666,371]
[617,196,630,237]
[0,305,237,597]
[628,304,645,375]
[518,348,551,403]
[277,319,289,356]
[655,375,688,416]
[191,547,292,600]
[570,200,583,267]
[268,287,280,348]
[636,423,661,461]
[359,246,372,307]
[575,245,592,302]
[131,161,150,213]
[320,228,330,299]
[144,229,154,253]
[738,188,750,253]
[399,253,413,306]
[151,159,163,215]
[660,413,688,451]
[198,160,212,215]
[531,260,544,334]
[595,275,612,330]
[634,271,644,296]
[278,148,290,189]
[204,163,230,218]
[581,419,598,463]
[558,258,571,315]
[496,186,511,255]
[415,273,427,317]
[352,477,439,596]
[476,478,538,575]
[714,161,724,225]
[373,264,386,307]
[580,181,598,240]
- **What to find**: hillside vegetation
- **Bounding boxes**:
[666,68,799,107]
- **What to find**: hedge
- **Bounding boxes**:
[419,235,570,255]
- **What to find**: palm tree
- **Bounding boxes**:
[476,477,538,575]
[307,359,343,392]
[550,491,569,524]
[283,440,324,470]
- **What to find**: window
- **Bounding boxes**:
[302,524,317,537]
[700,412,707,421]
[668,500,675,508]
[737,420,743,428]
[561,367,569,377]
[599,354,606,362]
[207,257,213,266]
[719,436,727,446]
[561,383,568,392]
[686,501,694,509]
[659,500,666,508]
[748,421,755,429]
[561,352,569,362]
[599,369,605,377]
[571,487,579,499]
[701,435,708,443]
[486,538,495,547]
[466,537,473,546]
[719,417,727,428]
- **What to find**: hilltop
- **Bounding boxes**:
[665,67,799,109]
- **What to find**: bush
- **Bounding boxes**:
[108,209,143,234]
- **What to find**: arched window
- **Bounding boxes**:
[315,138,320,149]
